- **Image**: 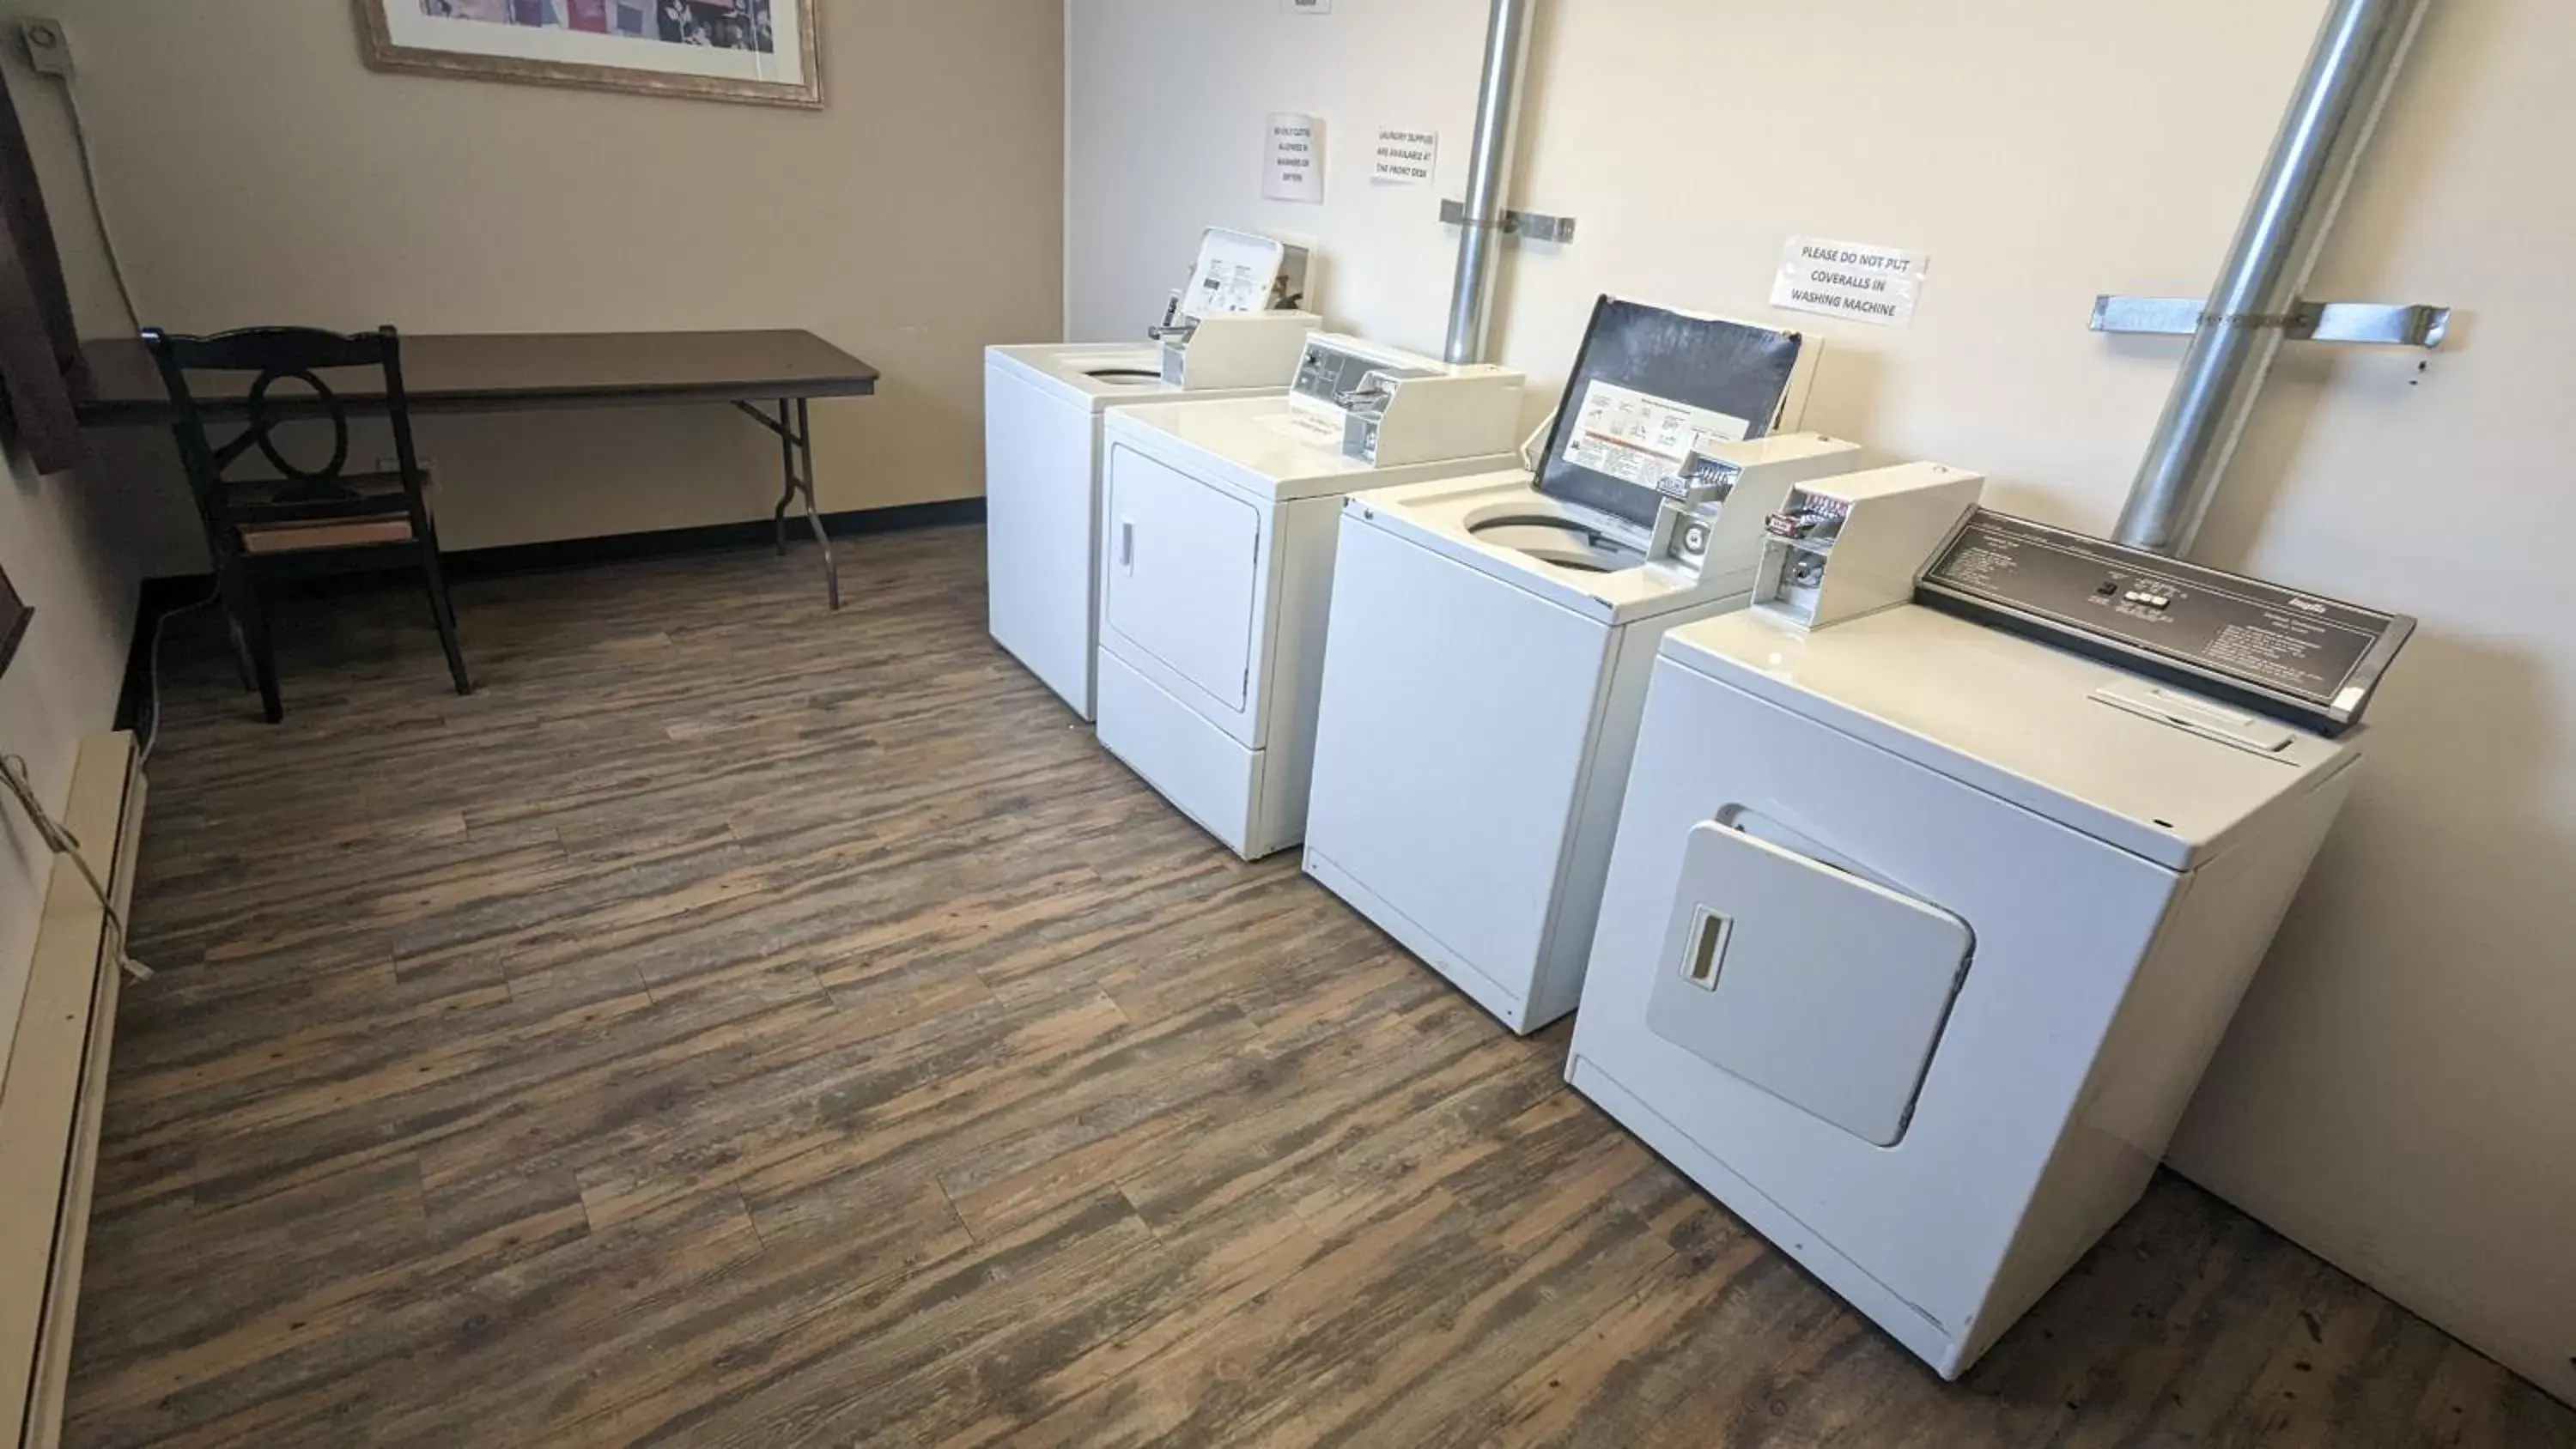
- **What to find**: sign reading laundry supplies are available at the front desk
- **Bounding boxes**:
[1771,235,1929,328]
[1372,128,1438,185]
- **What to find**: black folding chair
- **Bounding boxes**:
[143,324,471,724]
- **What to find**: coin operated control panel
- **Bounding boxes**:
[1645,433,1863,585]
[1915,510,2416,736]
[1148,227,1321,391]
[1753,463,1985,630]
[1276,334,1525,469]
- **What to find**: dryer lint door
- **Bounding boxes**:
[1648,819,1972,1147]
[1103,443,1264,732]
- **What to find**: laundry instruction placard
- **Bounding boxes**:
[1265,114,1327,203]
[1371,128,1438,185]
[1563,380,1751,487]
[1771,236,1929,328]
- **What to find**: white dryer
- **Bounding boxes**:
[985,227,1320,718]
[1569,511,2416,1378]
[1096,333,1525,859]
[1303,299,1858,1034]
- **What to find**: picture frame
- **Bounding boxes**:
[0,561,27,681]
[355,0,823,111]
[0,61,87,476]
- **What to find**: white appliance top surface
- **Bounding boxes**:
[988,343,1261,413]
[1348,472,1724,623]
[1106,397,1513,500]
[1663,605,2359,869]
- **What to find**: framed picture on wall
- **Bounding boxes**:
[0,562,27,681]
[356,0,822,109]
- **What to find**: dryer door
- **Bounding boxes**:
[1647,820,1972,1147]
[1103,443,1264,718]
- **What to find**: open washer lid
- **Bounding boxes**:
[1534,297,1809,531]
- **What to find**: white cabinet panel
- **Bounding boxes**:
[1307,519,1608,1004]
[985,367,1105,718]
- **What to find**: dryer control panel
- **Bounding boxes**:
[1915,510,2415,734]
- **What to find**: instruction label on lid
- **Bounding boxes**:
[1562,380,1750,489]
[1771,236,1928,328]
[1182,230,1286,319]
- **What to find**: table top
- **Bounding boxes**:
[73,328,880,426]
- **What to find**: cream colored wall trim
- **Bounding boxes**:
[0,733,143,1449]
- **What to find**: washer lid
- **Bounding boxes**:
[1535,297,1807,531]
[988,343,1187,411]
[1344,473,1735,625]
[1662,605,2360,870]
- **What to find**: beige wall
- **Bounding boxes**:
[3,0,1065,569]
[0,442,137,1086]
[1068,0,2574,1404]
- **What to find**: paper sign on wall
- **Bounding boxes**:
[1771,236,1929,328]
[1265,114,1326,203]
[1372,128,1437,186]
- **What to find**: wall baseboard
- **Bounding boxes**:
[112,497,987,731]
[439,496,987,580]
[0,733,144,1449]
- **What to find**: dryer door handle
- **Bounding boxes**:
[1119,518,1135,573]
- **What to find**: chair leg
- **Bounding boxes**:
[418,543,473,697]
[220,565,284,724]
[225,615,257,693]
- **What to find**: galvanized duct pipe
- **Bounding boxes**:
[1443,0,1538,365]
[2115,0,2429,556]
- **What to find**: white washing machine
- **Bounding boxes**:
[985,227,1320,718]
[1303,298,1861,1033]
[1568,508,2415,1378]
[1095,333,1525,859]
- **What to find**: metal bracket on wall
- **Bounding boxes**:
[1440,197,1577,245]
[2092,295,2451,349]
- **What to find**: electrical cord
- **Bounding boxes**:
[0,751,151,980]
[137,585,222,766]
[61,78,142,330]
[51,59,198,761]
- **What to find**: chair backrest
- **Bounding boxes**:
[141,324,426,537]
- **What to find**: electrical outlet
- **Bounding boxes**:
[19,18,73,79]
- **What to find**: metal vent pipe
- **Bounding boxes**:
[2114,0,2429,556]
[1444,0,1538,365]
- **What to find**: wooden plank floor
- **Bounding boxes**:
[64,525,2573,1448]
